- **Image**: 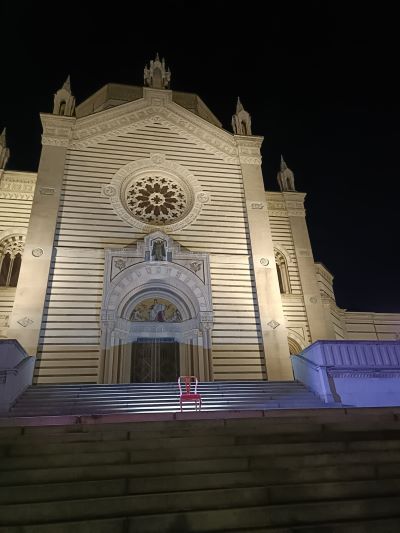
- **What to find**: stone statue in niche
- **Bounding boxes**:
[151,239,166,261]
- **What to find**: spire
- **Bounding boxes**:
[144,54,171,89]
[231,97,252,135]
[236,97,244,113]
[0,127,10,170]
[62,75,71,92]
[53,75,75,116]
[277,155,296,192]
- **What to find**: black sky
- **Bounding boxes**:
[2,1,399,313]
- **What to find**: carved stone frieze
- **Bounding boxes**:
[0,173,36,200]
[41,114,75,147]
[235,137,263,165]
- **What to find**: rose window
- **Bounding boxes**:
[126,175,188,225]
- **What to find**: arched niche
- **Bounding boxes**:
[99,232,213,384]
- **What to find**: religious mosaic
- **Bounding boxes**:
[130,298,183,322]
[126,175,188,225]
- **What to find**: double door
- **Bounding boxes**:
[131,337,180,382]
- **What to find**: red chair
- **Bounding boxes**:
[178,376,202,411]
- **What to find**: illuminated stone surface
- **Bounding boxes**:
[0,59,399,385]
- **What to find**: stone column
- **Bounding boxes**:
[283,192,335,341]
[8,115,75,355]
[235,136,293,380]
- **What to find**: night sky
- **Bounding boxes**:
[2,2,399,313]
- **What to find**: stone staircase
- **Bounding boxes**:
[1,409,400,531]
[9,381,333,417]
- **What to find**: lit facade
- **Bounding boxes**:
[1,57,399,384]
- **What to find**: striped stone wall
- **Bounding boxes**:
[266,191,311,348]
[35,118,265,383]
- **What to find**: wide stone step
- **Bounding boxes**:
[1,486,269,526]
[2,446,400,488]
[14,393,318,404]
[2,494,400,532]
[2,449,395,487]
[2,437,349,457]
[2,516,400,533]
[3,442,400,472]
[0,457,250,485]
[10,402,325,416]
[4,433,400,455]
[12,396,321,408]
[2,471,400,506]
[127,496,400,531]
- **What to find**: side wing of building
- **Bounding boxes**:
[266,191,400,346]
[0,171,36,337]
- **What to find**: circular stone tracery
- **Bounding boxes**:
[126,175,188,225]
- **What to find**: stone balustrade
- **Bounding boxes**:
[292,340,400,406]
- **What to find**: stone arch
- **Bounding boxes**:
[100,246,213,384]
[105,262,212,316]
[0,231,26,288]
[0,227,27,242]
[288,330,307,355]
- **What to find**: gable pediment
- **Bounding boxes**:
[69,89,238,162]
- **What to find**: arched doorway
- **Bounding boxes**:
[99,232,214,383]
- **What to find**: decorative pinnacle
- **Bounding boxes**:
[144,54,171,89]
[280,155,288,171]
[0,127,5,144]
[236,97,244,113]
[62,75,71,92]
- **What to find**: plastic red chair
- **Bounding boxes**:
[178,376,202,411]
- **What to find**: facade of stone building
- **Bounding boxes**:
[1,56,399,384]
